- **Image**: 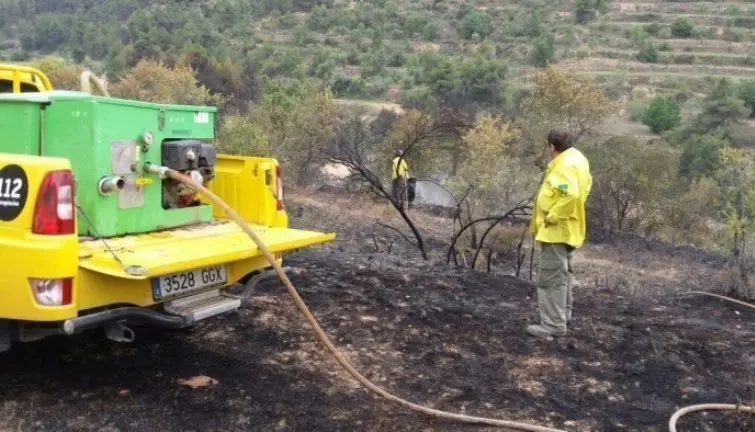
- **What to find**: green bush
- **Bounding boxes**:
[679,133,726,180]
[528,33,556,67]
[643,23,662,36]
[10,50,30,61]
[459,11,492,40]
[722,27,746,42]
[671,18,694,38]
[636,40,659,63]
[642,96,682,134]
[690,26,711,39]
[735,80,755,117]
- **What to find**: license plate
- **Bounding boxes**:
[151,265,228,301]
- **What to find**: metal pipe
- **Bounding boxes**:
[98,176,126,196]
[62,307,187,335]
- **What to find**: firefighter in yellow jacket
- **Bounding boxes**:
[391,150,409,210]
[527,128,592,338]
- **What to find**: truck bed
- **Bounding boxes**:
[78,220,335,280]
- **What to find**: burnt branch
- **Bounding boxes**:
[514,225,529,278]
[445,199,533,265]
[376,221,419,248]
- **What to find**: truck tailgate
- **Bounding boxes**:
[78,221,335,280]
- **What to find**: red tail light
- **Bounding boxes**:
[33,170,75,235]
[275,165,284,211]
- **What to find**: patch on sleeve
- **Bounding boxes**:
[557,183,568,194]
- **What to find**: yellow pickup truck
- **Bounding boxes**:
[0,63,334,352]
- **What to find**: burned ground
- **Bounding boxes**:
[0,191,753,432]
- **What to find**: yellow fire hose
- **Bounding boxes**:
[161,166,755,431]
[668,293,755,430]
[668,403,754,432]
[679,291,755,311]
[161,167,566,432]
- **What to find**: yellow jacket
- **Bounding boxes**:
[392,157,408,179]
[529,147,592,248]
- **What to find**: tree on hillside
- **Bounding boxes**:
[519,66,616,165]
[694,78,749,135]
[459,10,492,40]
[178,47,260,115]
[671,18,695,38]
[446,114,535,272]
[678,133,726,180]
[216,78,338,185]
[529,34,556,68]
[406,53,509,111]
[642,96,681,134]
[507,7,543,38]
[715,147,755,299]
[31,56,84,90]
[573,0,611,24]
[109,59,220,106]
[586,136,679,233]
[735,80,755,118]
[656,177,717,246]
[635,40,659,63]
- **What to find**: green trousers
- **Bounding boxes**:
[537,242,575,332]
[392,177,407,209]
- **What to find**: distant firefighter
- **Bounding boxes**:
[391,150,409,210]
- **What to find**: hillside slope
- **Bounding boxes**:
[3,0,755,111]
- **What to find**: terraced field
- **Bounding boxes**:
[540,1,755,103]
[324,0,755,122]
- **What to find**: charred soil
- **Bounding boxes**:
[0,192,753,432]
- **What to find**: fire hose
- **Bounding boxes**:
[668,293,755,430]
[154,164,754,431]
[668,404,754,432]
[154,165,566,432]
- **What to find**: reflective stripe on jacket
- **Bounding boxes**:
[529,147,592,248]
[392,157,408,179]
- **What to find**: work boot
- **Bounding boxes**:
[526,324,566,339]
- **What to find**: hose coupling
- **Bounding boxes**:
[143,162,170,179]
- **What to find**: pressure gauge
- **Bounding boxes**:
[111,141,139,175]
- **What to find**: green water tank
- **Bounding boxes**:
[0,91,217,238]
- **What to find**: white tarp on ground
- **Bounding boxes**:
[413,180,456,207]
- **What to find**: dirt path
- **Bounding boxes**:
[0,250,752,431]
